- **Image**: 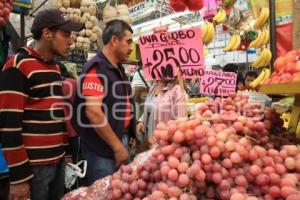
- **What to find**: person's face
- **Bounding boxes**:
[245,76,256,86]
[49,29,73,57]
[238,81,244,90]
[113,30,133,62]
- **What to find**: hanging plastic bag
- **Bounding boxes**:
[65,160,87,189]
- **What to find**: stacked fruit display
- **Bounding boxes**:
[249,7,271,86]
[263,50,300,84]
[0,0,13,26]
[106,93,300,199]
[56,0,102,52]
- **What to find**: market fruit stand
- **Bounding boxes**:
[260,83,300,136]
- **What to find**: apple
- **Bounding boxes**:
[0,2,4,9]
[263,78,271,84]
[3,7,10,16]
[285,62,297,73]
[278,67,286,76]
[270,76,280,84]
[0,17,6,26]
[279,73,292,83]
[291,73,300,83]
[274,56,287,72]
[296,61,300,72]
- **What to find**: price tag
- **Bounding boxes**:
[138,28,205,80]
[200,70,237,96]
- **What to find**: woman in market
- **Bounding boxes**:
[136,77,188,148]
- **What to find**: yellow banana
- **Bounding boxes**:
[261,48,272,67]
[262,28,270,46]
[261,68,271,85]
[213,9,226,25]
[257,30,267,48]
[250,69,266,88]
[204,22,215,45]
[252,49,267,68]
[231,34,241,51]
[249,32,261,49]
[254,7,269,30]
[223,34,238,52]
[201,24,208,41]
[253,48,272,68]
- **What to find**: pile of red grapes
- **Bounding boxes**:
[107,93,300,200]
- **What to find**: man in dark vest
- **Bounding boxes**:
[73,20,136,185]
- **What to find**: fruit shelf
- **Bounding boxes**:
[260,83,300,136]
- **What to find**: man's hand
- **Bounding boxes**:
[129,137,136,149]
[114,144,129,167]
[65,156,73,164]
[9,182,30,200]
[136,122,144,135]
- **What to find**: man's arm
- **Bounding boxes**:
[0,67,32,199]
[85,96,129,166]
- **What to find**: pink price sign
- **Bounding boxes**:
[138,28,205,80]
[200,70,237,96]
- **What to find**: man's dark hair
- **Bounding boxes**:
[223,63,238,73]
[245,71,258,79]
[237,73,245,84]
[102,20,133,45]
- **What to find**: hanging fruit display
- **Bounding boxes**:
[168,0,204,12]
[0,0,13,26]
[213,8,227,25]
[201,21,215,45]
[249,68,271,88]
[254,7,269,30]
[223,33,241,52]
[168,0,187,12]
[252,48,272,69]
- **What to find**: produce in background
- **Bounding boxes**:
[106,93,300,199]
[168,0,204,12]
[59,0,102,52]
[102,3,132,24]
[254,7,269,30]
[223,33,241,52]
[213,8,227,25]
[263,50,300,84]
[248,28,270,49]
[168,0,186,12]
[201,21,215,45]
[249,68,271,88]
[223,0,237,8]
[252,48,272,68]
[0,0,14,26]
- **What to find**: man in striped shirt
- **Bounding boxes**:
[0,9,83,200]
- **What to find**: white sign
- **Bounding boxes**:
[129,0,157,21]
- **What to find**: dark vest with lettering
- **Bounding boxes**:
[73,51,136,158]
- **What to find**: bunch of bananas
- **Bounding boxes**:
[223,34,241,52]
[252,48,272,68]
[254,7,269,30]
[249,68,271,88]
[213,9,226,25]
[202,21,215,45]
[281,112,291,129]
[223,0,237,8]
[249,29,270,49]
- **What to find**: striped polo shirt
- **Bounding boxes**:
[0,47,68,184]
